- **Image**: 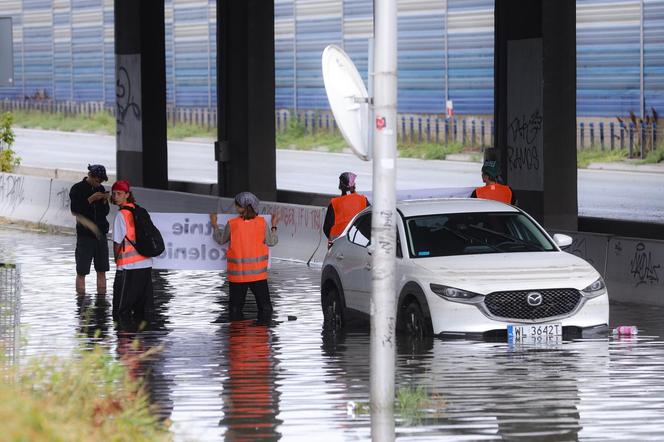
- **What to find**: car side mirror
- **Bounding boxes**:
[553,233,573,249]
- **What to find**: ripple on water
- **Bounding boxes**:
[2,227,664,441]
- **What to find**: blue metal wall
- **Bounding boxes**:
[0,0,663,117]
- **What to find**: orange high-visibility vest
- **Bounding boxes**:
[475,183,513,204]
[330,193,368,238]
[116,203,150,267]
[227,216,269,283]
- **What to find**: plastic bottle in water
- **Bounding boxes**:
[612,325,639,336]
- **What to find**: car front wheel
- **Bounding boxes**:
[399,300,429,339]
[322,284,345,331]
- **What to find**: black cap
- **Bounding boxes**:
[87,164,108,182]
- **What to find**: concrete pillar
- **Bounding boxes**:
[494,0,577,230]
[216,0,276,201]
[114,0,168,189]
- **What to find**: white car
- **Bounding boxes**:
[320,198,609,339]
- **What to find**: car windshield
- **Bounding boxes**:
[405,211,556,258]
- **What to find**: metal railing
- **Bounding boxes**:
[1,99,661,157]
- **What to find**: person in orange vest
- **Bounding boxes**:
[111,180,154,323]
[323,172,370,243]
[210,192,278,321]
[471,160,516,205]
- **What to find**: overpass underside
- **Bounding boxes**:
[114,0,635,237]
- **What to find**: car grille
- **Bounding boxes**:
[483,289,582,321]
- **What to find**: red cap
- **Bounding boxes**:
[112,180,130,192]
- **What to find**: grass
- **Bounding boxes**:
[577,147,628,168]
[638,146,664,164]
[346,385,446,426]
[9,108,216,140]
[0,344,171,441]
[276,118,348,152]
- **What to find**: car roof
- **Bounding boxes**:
[396,198,520,217]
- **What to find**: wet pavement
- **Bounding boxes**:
[2,227,664,441]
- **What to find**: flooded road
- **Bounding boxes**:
[2,227,664,441]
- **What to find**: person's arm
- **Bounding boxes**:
[323,204,334,239]
[69,184,85,215]
[264,215,279,246]
[210,213,231,245]
[112,214,126,263]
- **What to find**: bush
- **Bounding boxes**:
[0,112,20,172]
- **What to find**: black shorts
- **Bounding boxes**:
[75,235,110,275]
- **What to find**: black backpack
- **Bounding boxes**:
[120,204,165,257]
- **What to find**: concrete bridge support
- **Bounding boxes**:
[494,0,577,230]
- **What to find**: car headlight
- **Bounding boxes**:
[581,277,607,298]
[430,284,484,304]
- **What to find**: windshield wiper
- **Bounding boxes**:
[468,224,545,251]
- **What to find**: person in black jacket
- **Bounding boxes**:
[69,164,110,295]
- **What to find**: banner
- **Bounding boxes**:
[151,213,271,270]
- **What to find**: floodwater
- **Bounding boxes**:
[2,227,664,441]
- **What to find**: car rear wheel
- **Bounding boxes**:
[399,300,429,339]
[322,285,345,331]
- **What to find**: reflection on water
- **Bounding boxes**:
[2,227,664,441]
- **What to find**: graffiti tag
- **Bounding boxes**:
[630,242,661,287]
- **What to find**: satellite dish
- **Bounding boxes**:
[322,45,371,161]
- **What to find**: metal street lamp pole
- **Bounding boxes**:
[370,0,397,440]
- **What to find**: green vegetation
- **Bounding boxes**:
[346,385,446,426]
[11,109,115,134]
[276,118,348,152]
[0,345,170,441]
[0,112,20,172]
[577,148,628,168]
[639,146,664,164]
[167,122,215,140]
[277,118,473,159]
[9,108,216,140]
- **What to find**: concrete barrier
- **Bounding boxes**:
[0,173,50,225]
[605,237,664,305]
[558,230,610,277]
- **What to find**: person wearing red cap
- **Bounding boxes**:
[111,180,154,324]
[323,172,369,245]
[69,164,110,295]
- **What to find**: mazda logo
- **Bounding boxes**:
[527,292,543,306]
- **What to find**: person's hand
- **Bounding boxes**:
[209,213,218,227]
[88,192,107,204]
[270,211,278,228]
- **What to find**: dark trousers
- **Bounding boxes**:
[229,279,272,320]
[113,268,154,323]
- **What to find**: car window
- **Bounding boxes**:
[347,214,371,247]
[347,213,403,258]
[405,211,556,258]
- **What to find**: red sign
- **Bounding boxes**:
[375,116,386,130]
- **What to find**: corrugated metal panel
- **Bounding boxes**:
[172,0,213,107]
[21,1,53,98]
[397,1,446,113]
[644,0,664,114]
[275,0,295,109]
[447,0,493,115]
[577,0,641,116]
[53,0,71,100]
[71,1,104,101]
[295,0,342,109]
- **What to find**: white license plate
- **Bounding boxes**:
[507,323,562,343]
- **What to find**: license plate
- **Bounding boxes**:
[507,323,562,343]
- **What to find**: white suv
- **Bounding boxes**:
[320,198,609,339]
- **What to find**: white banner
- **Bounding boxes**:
[151,213,271,270]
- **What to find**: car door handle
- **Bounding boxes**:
[335,253,344,260]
